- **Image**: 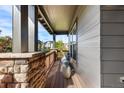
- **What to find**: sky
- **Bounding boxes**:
[0,5,12,37]
[38,23,68,43]
[0,5,68,43]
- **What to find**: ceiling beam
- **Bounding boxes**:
[38,17,43,21]
[37,5,54,34]
[54,31,68,35]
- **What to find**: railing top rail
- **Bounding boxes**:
[0,50,57,59]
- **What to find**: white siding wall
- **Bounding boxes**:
[77,6,100,87]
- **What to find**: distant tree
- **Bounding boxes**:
[0,36,12,52]
[38,40,42,51]
[0,30,2,34]
[55,40,64,50]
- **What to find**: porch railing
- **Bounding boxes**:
[0,50,57,88]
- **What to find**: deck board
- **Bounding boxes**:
[45,60,82,88]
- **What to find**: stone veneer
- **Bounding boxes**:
[0,50,57,88]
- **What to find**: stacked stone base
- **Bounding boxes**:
[0,60,29,88]
[0,50,57,88]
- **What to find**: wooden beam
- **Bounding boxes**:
[37,6,54,34]
[54,31,68,35]
[38,17,43,21]
[39,19,45,24]
[42,23,47,25]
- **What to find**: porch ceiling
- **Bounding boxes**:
[38,5,78,34]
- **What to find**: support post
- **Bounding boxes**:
[53,34,56,48]
[13,5,28,53]
[12,5,38,53]
[28,5,38,52]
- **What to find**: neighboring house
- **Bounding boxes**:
[44,41,54,49]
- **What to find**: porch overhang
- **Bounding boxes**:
[37,5,79,35]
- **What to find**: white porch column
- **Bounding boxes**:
[13,5,28,53]
[28,5,38,52]
[12,5,38,53]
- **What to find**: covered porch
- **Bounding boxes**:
[0,5,84,88]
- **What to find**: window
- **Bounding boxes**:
[69,22,77,60]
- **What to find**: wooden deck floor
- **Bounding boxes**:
[45,60,83,88]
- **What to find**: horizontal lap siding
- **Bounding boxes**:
[77,6,100,87]
[103,74,124,88]
[102,49,124,60]
[101,6,124,88]
[102,62,124,73]
[102,23,124,35]
[101,36,124,48]
[102,11,124,22]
